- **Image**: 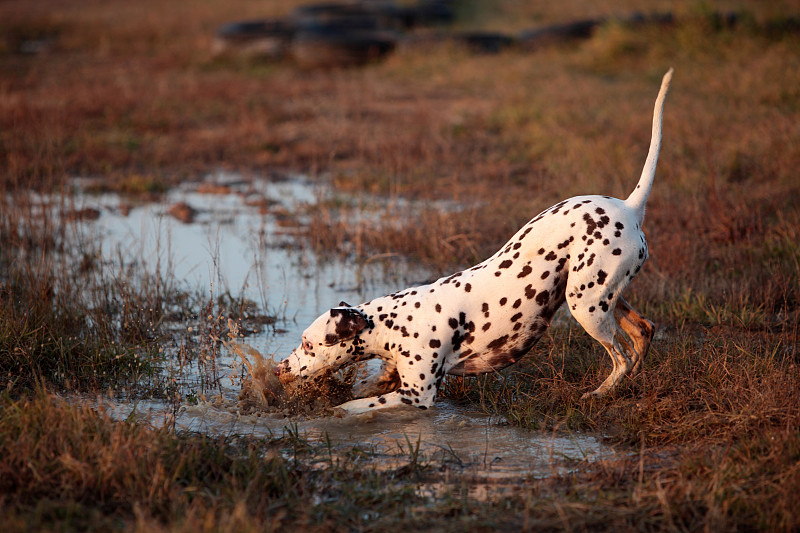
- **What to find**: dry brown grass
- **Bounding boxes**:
[0,393,348,531]
[4,0,798,194]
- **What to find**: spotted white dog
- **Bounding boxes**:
[276,69,673,414]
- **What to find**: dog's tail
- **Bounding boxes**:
[625,68,673,225]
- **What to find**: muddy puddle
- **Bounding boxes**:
[63,172,618,487]
[96,395,614,488]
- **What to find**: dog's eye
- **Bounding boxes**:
[302,340,314,352]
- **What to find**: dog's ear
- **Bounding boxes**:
[324,306,368,345]
[338,301,351,307]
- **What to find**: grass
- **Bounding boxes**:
[0,197,164,393]
[0,393,425,531]
[2,382,798,531]
[2,0,800,530]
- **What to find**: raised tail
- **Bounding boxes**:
[625,68,673,225]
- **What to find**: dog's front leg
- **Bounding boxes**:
[338,376,438,414]
[337,392,412,414]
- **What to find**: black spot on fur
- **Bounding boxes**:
[487,335,509,349]
[525,285,536,299]
[583,213,597,236]
[451,330,465,350]
[535,290,550,306]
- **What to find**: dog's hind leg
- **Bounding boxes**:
[568,289,638,398]
[581,319,633,398]
[614,297,655,375]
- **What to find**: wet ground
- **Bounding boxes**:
[96,395,615,494]
[65,172,618,485]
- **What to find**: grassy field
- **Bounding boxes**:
[2,0,800,530]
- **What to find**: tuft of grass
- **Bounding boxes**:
[0,189,184,395]
[0,393,318,530]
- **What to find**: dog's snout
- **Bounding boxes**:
[273,360,288,376]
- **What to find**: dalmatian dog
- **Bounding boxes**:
[276,69,673,414]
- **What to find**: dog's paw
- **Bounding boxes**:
[331,407,348,418]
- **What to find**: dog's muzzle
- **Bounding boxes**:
[273,359,290,376]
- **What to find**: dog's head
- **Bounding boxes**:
[275,302,370,380]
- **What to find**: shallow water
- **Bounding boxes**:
[72,173,421,356]
[98,396,614,486]
[66,172,617,481]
